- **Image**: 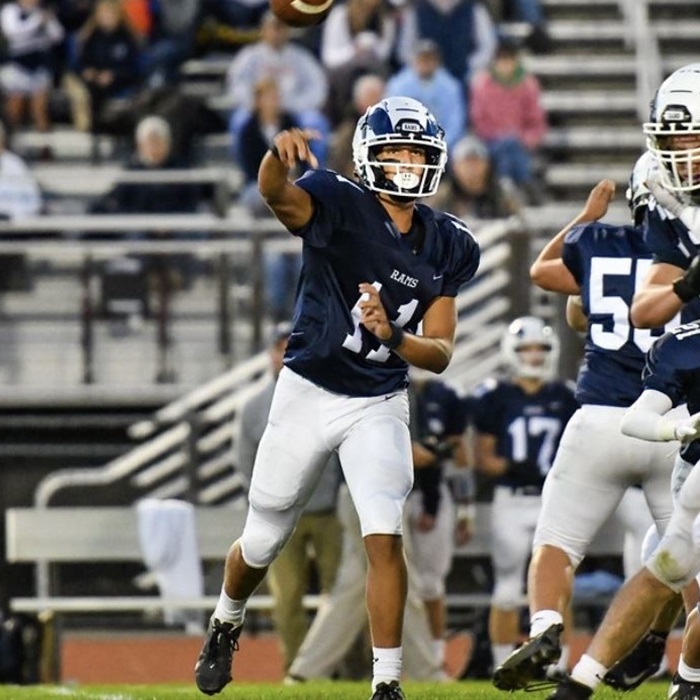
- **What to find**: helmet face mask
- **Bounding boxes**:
[501,316,560,381]
[352,97,447,199]
[643,63,700,201]
[625,151,658,226]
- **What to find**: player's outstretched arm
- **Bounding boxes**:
[258,128,317,231]
[630,261,687,328]
[620,388,690,442]
[530,179,615,293]
[358,284,455,373]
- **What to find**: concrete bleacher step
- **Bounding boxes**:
[527,54,698,81]
[541,91,638,115]
[542,126,644,153]
[544,163,631,192]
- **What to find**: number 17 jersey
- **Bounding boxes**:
[284,170,480,397]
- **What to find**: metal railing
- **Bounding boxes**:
[27,216,520,504]
[618,0,662,123]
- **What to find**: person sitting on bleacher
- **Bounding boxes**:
[0,0,64,138]
[226,11,330,168]
[236,77,301,323]
[62,0,143,133]
[89,115,207,327]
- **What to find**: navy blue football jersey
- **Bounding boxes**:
[410,380,468,441]
[471,378,578,488]
[643,322,700,464]
[562,222,683,407]
[642,202,700,321]
[283,170,480,396]
[644,199,700,270]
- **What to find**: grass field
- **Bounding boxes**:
[0,680,672,700]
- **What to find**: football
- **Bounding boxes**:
[269,0,334,27]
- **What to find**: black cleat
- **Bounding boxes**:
[602,631,666,691]
[194,618,241,695]
[370,681,406,699]
[669,673,700,700]
[493,623,563,691]
[545,678,593,700]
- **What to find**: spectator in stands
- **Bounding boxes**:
[0,120,42,295]
[430,134,517,221]
[237,321,343,672]
[319,0,397,127]
[89,115,206,311]
[202,0,268,32]
[142,0,200,88]
[396,0,496,85]
[62,0,143,133]
[226,11,330,166]
[90,115,201,217]
[327,72,385,179]
[0,0,64,135]
[0,122,42,220]
[469,37,548,204]
[496,0,551,54]
[236,77,301,322]
[385,39,466,151]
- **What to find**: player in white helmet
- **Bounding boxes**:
[471,316,578,677]
[493,151,689,696]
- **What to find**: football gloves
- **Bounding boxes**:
[672,254,700,302]
[647,174,700,235]
[673,411,700,444]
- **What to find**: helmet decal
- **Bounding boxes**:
[352,96,447,198]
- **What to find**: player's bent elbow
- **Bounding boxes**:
[629,304,668,330]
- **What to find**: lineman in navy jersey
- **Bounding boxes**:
[493,158,683,694]
[194,97,479,700]
[471,318,578,674]
[550,326,700,700]
[630,63,700,329]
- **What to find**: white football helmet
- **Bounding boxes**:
[352,96,447,199]
[501,316,560,380]
[643,63,700,199]
[625,151,658,226]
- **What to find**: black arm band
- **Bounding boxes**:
[673,277,696,303]
[269,143,281,160]
[381,321,405,350]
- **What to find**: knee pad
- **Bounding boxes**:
[641,524,661,564]
[239,503,299,569]
[491,572,523,610]
[646,531,699,592]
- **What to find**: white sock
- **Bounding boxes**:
[372,646,402,691]
[571,654,607,690]
[679,657,700,682]
[213,586,246,628]
[433,638,446,667]
[530,610,563,638]
[492,643,514,666]
[557,644,570,671]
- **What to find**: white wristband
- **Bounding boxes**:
[456,504,476,522]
